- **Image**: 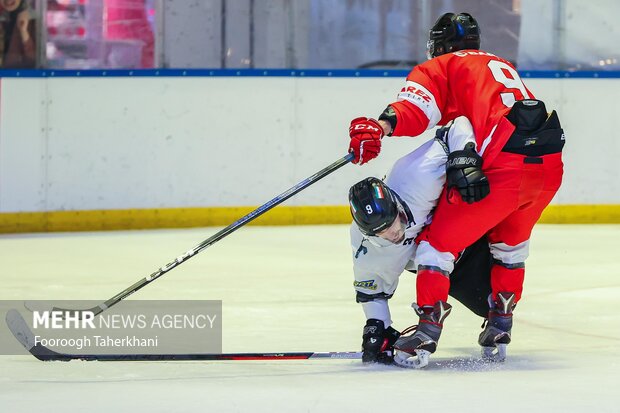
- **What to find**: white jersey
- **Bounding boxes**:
[351,116,476,300]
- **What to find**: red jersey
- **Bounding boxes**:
[389,50,534,163]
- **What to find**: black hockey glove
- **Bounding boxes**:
[362,319,401,364]
[446,143,490,204]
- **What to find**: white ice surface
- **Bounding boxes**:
[1,224,619,413]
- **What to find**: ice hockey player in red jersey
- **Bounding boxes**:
[347,12,565,367]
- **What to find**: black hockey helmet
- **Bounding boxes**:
[427,12,481,59]
[349,177,399,236]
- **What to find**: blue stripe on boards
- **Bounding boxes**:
[1,69,619,79]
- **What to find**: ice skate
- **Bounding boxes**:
[393,301,452,369]
[479,292,515,362]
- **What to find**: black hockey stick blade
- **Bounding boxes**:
[5,309,72,361]
[5,309,361,362]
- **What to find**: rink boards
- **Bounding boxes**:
[0,71,618,232]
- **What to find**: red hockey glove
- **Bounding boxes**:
[348,117,384,165]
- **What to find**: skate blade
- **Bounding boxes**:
[394,349,431,369]
[481,343,507,362]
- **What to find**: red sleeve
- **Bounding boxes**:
[390,101,431,137]
[388,59,449,138]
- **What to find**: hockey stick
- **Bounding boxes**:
[27,153,355,318]
[5,309,361,362]
[31,352,363,362]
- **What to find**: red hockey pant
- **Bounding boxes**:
[416,151,564,307]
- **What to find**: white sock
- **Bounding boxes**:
[362,300,392,328]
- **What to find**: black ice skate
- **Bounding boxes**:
[393,301,452,369]
[479,292,516,362]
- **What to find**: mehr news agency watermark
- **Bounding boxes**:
[3,300,223,354]
[32,310,218,350]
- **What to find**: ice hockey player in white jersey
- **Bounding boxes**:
[349,116,497,368]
